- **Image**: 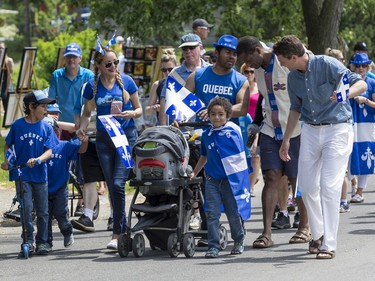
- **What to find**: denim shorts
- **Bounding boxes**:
[260,133,300,178]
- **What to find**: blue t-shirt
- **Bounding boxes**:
[6,118,59,182]
[200,125,227,180]
[194,66,246,125]
[82,74,138,132]
[49,66,94,123]
[47,138,80,194]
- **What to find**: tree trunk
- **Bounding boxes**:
[24,0,31,46]
[301,0,344,55]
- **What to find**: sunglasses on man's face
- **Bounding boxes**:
[161,67,173,73]
[243,70,255,74]
[181,46,197,52]
[104,59,119,68]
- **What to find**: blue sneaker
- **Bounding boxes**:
[18,242,34,258]
[36,243,51,255]
[231,241,244,255]
[205,248,219,258]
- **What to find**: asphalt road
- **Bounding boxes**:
[1,175,375,281]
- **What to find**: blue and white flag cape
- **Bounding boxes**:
[349,92,375,175]
[165,76,205,122]
[336,73,350,102]
[208,121,251,220]
[98,115,133,168]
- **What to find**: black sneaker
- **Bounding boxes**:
[74,204,84,217]
[197,239,208,247]
[293,212,300,228]
[272,212,291,229]
[36,243,51,255]
[71,214,95,232]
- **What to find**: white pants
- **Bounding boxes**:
[298,123,353,252]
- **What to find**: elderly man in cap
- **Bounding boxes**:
[49,42,94,130]
[159,33,210,125]
[192,18,214,55]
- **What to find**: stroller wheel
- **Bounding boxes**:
[92,197,100,221]
[219,224,228,250]
[118,234,131,258]
[167,233,180,258]
[183,233,195,258]
[132,233,145,258]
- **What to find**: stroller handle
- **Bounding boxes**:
[8,159,41,170]
[178,122,210,128]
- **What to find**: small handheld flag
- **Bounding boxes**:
[96,34,105,55]
[165,76,205,122]
[105,31,117,49]
[98,115,133,168]
[336,73,350,102]
[6,145,17,166]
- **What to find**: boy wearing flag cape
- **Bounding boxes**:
[190,97,250,258]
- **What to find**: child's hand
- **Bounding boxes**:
[27,158,40,168]
[189,171,196,180]
[1,161,9,171]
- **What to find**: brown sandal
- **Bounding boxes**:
[253,235,273,248]
[289,229,311,244]
[316,250,335,259]
[309,235,323,254]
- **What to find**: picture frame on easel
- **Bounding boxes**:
[87,48,96,72]
[16,47,38,92]
[55,47,65,70]
[3,92,27,127]
[0,46,7,84]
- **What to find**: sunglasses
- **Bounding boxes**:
[354,64,368,68]
[181,46,197,51]
[243,70,255,74]
[161,67,173,73]
[104,59,119,68]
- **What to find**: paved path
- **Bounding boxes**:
[1,175,375,281]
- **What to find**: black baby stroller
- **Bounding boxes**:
[117,125,227,258]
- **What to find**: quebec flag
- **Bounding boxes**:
[6,145,17,167]
[208,121,251,220]
[165,76,205,122]
[336,73,349,102]
[98,115,133,168]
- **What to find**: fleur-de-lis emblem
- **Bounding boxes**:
[29,139,34,146]
[240,188,251,203]
[359,102,368,118]
[105,123,113,131]
[273,82,286,91]
[361,146,374,169]
[190,100,197,107]
[48,160,54,167]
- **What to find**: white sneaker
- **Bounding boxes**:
[106,239,118,250]
[189,214,201,230]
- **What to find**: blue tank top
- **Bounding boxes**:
[194,66,246,125]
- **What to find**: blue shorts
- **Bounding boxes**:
[259,133,300,179]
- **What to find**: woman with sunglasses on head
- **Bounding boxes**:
[146,48,178,124]
[240,63,260,196]
[77,44,142,250]
[347,53,375,205]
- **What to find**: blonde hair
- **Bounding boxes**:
[160,48,178,65]
[88,47,130,111]
[325,48,344,61]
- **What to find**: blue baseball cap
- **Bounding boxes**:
[351,53,372,65]
[64,42,82,57]
[47,103,61,113]
[213,35,238,52]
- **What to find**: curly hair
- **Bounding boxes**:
[207,96,232,118]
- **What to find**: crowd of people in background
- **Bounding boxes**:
[1,16,375,260]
